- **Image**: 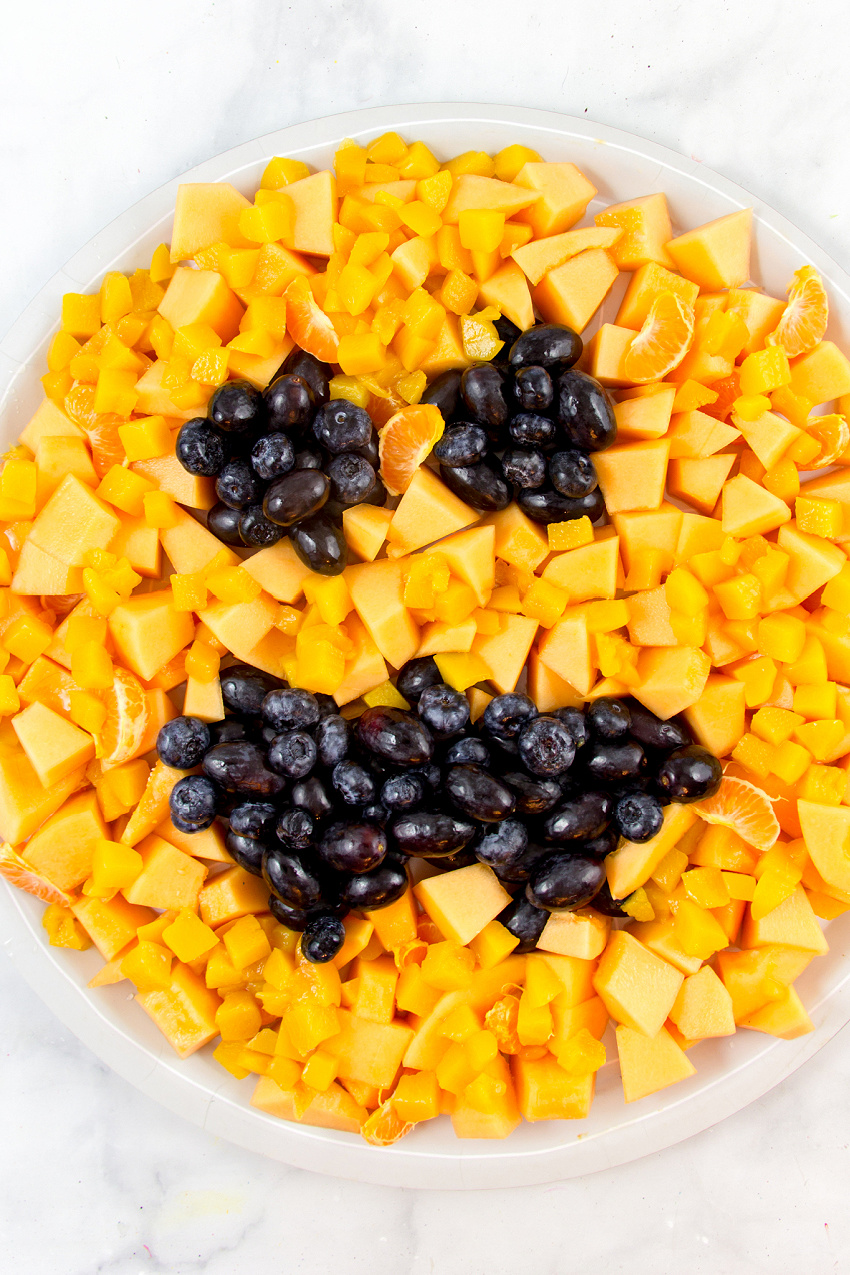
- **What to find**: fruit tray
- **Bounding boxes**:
[2,103,850,1190]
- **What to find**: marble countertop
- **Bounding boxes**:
[4,0,850,1270]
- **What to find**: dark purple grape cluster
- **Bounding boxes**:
[157,658,722,963]
[426,319,617,523]
[175,349,387,576]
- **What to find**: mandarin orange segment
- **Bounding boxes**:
[767,265,829,359]
[623,291,695,383]
[378,403,445,495]
[692,776,780,851]
[98,667,150,769]
[361,1097,415,1145]
[0,841,76,906]
[283,275,340,362]
[806,413,849,468]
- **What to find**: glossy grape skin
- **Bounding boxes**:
[517,715,576,777]
[509,324,582,371]
[482,692,537,742]
[380,773,424,810]
[390,810,476,858]
[590,880,628,917]
[657,745,723,802]
[421,368,463,421]
[500,771,563,816]
[556,370,618,452]
[473,818,528,872]
[262,688,320,732]
[356,707,434,768]
[396,656,441,704]
[157,715,210,769]
[263,469,329,526]
[267,730,317,780]
[331,760,377,806]
[460,364,509,437]
[493,314,522,349]
[208,380,266,434]
[433,423,489,467]
[229,801,278,841]
[169,775,218,833]
[319,822,387,874]
[548,449,598,497]
[251,432,295,481]
[587,696,632,741]
[314,715,350,768]
[279,349,331,406]
[526,852,606,912]
[553,706,590,751]
[209,719,249,746]
[203,742,285,797]
[263,374,314,431]
[518,486,605,525]
[580,830,621,859]
[314,693,339,720]
[207,502,245,546]
[291,775,335,821]
[215,458,265,510]
[613,790,665,843]
[269,894,312,930]
[439,462,511,512]
[313,400,373,453]
[444,737,490,767]
[497,894,549,953]
[263,845,326,910]
[543,792,613,843]
[221,666,281,717]
[239,505,286,547]
[421,846,480,871]
[583,740,646,786]
[626,703,691,753]
[176,419,228,476]
[340,858,408,910]
[326,453,379,508]
[445,765,516,822]
[289,513,348,576]
[302,914,346,963]
[513,365,554,413]
[353,431,380,468]
[501,448,547,489]
[225,831,267,874]
[509,412,559,449]
[361,803,389,829]
[417,683,470,739]
[275,807,315,851]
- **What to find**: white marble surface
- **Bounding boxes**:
[4,0,850,1269]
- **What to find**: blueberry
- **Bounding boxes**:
[295,448,323,470]
[583,740,646,786]
[276,807,315,850]
[224,831,266,874]
[289,513,347,576]
[526,852,606,912]
[215,458,265,510]
[262,688,320,732]
[326,453,379,507]
[156,715,210,769]
[339,858,408,910]
[176,418,228,476]
[263,846,326,910]
[657,745,722,802]
[263,469,329,526]
[482,692,537,742]
[279,349,331,406]
[301,913,346,963]
[251,432,295,481]
[356,707,434,768]
[313,400,373,453]
[229,801,278,841]
[208,380,266,434]
[552,706,589,750]
[239,505,285,547]
[474,818,529,872]
[517,486,605,525]
[319,821,387,874]
[556,370,617,452]
[170,775,218,833]
[497,894,549,953]
[268,730,317,780]
[433,423,489,467]
[390,811,476,858]
[446,764,516,822]
[509,412,559,449]
[207,501,245,546]
[221,665,281,717]
[417,683,470,739]
[548,449,598,497]
[543,792,613,842]
[439,462,511,512]
[501,448,547,489]
[508,324,582,371]
[587,697,632,740]
[517,715,576,777]
[396,657,442,704]
[314,693,340,720]
[203,742,286,797]
[380,773,424,810]
[263,373,314,431]
[268,894,312,930]
[331,760,376,806]
[314,715,350,768]
[444,738,490,767]
[613,790,664,842]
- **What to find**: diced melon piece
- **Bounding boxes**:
[122,832,207,911]
[667,410,740,460]
[414,863,511,946]
[665,209,753,290]
[716,945,812,1021]
[170,182,253,261]
[740,884,828,954]
[19,398,84,451]
[477,259,534,331]
[512,1054,595,1121]
[683,674,747,757]
[282,170,338,257]
[11,541,83,596]
[512,226,623,285]
[538,952,598,1006]
[537,614,594,696]
[634,645,711,718]
[488,504,548,573]
[669,965,735,1040]
[28,473,119,568]
[136,961,221,1058]
[675,511,726,561]
[538,909,610,960]
[12,702,94,787]
[452,1055,521,1139]
[667,454,736,516]
[789,341,850,405]
[725,288,785,355]
[182,675,224,723]
[134,360,210,421]
[345,556,420,671]
[388,466,480,555]
[250,1075,366,1134]
[739,985,813,1039]
[22,789,106,892]
[541,537,620,601]
[333,615,388,707]
[591,440,670,515]
[721,474,793,537]
[34,435,98,508]
[198,865,270,927]
[418,313,473,378]
[417,618,476,656]
[614,385,676,440]
[158,269,244,342]
[325,1009,414,1088]
[158,816,231,863]
[131,448,215,512]
[526,649,584,713]
[71,894,155,962]
[472,613,538,694]
[797,800,850,896]
[627,587,676,648]
[532,248,619,333]
[613,505,682,573]
[514,162,597,237]
[628,916,703,977]
[0,751,89,845]
[341,505,394,562]
[160,508,238,576]
[442,174,542,223]
[593,931,684,1037]
[433,524,496,604]
[616,1023,696,1102]
[364,884,418,951]
[732,410,800,471]
[594,193,674,270]
[606,802,698,899]
[109,590,194,682]
[241,537,312,601]
[109,515,161,579]
[580,324,634,388]
[228,337,294,390]
[777,523,845,603]
[197,595,279,668]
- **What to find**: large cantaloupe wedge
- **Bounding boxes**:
[616,1024,696,1102]
[417,617,476,656]
[580,324,634,388]
[721,474,792,537]
[593,930,684,1037]
[197,595,279,665]
[592,439,670,515]
[739,986,813,1039]
[472,613,538,694]
[731,410,800,470]
[279,170,337,257]
[109,590,195,682]
[11,541,84,596]
[123,833,207,911]
[538,909,610,960]
[477,259,534,331]
[532,248,619,333]
[170,182,253,261]
[514,162,597,237]
[12,701,94,787]
[740,884,828,955]
[613,385,677,441]
[0,748,86,846]
[341,506,393,563]
[667,410,741,460]
[19,398,85,451]
[333,615,388,707]
[613,505,682,573]
[228,336,295,390]
[665,208,753,290]
[135,962,221,1058]
[430,523,495,605]
[28,473,120,567]
[345,557,420,671]
[669,965,735,1040]
[72,893,155,961]
[595,193,674,270]
[634,645,710,719]
[542,536,620,601]
[17,656,78,721]
[182,675,225,723]
[442,174,542,224]
[776,523,845,602]
[668,454,736,517]
[789,341,850,405]
[325,1010,414,1089]
[512,226,623,286]
[34,435,98,508]
[798,800,850,896]
[537,613,594,695]
[683,674,747,758]
[22,789,107,892]
[414,863,511,946]
[526,648,584,712]
[388,466,480,555]
[488,503,549,573]
[626,586,677,647]
[109,514,161,579]
[158,269,244,342]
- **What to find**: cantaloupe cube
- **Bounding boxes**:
[628,916,703,977]
[250,1075,367,1133]
[669,965,735,1040]
[472,613,538,694]
[488,504,548,573]
[345,556,420,670]
[451,1055,521,1139]
[333,615,388,707]
[281,170,338,257]
[28,473,120,567]
[614,261,699,330]
[237,539,308,604]
[683,674,747,757]
[136,961,221,1058]
[34,435,98,507]
[739,985,813,1039]
[22,789,107,892]
[593,931,684,1037]
[388,466,480,556]
[131,447,215,512]
[532,248,619,333]
[417,618,476,656]
[477,259,534,331]
[634,645,710,719]
[19,398,84,451]
[12,701,94,787]
[442,174,541,223]
[341,505,394,562]
[182,675,224,722]
[668,454,737,516]
[158,269,244,342]
[716,945,812,1021]
[325,1009,414,1089]
[0,742,86,845]
[580,324,634,388]
[740,884,828,954]
[108,514,161,579]
[592,440,669,515]
[71,893,155,960]
[514,162,597,237]
[541,536,620,601]
[10,541,84,596]
[418,313,473,378]
[538,909,610,960]
[364,883,418,950]
[170,182,253,261]
[121,832,207,911]
[789,341,850,405]
[525,648,582,713]
[725,288,785,355]
[777,523,845,603]
[432,524,496,604]
[616,1023,696,1102]
[414,863,511,946]
[134,360,210,421]
[197,595,280,668]
[198,865,270,927]
[512,1054,595,1121]
[626,587,676,647]
[614,385,677,441]
[721,474,792,537]
[512,226,623,285]
[731,410,799,471]
[537,613,594,696]
[228,336,295,390]
[798,800,850,895]
[108,590,194,682]
[613,506,682,574]
[595,193,674,269]
[667,410,740,460]
[665,208,753,290]
[606,802,698,899]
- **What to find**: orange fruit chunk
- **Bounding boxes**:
[98,667,150,769]
[378,404,445,495]
[701,371,740,421]
[807,413,850,467]
[768,265,828,359]
[283,276,340,363]
[361,1098,414,1146]
[64,385,127,478]
[692,775,780,851]
[623,290,695,383]
[0,842,74,906]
